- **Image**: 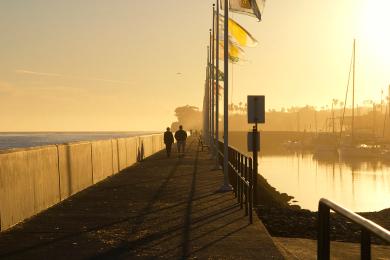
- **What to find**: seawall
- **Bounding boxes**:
[0,134,164,231]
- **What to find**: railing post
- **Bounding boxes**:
[216,141,219,163]
[231,149,237,197]
[244,156,248,216]
[249,157,253,224]
[240,154,244,209]
[222,142,224,165]
[236,150,239,202]
[361,228,371,260]
[318,202,330,260]
[223,142,224,165]
[235,150,238,199]
[220,142,222,166]
[237,151,240,204]
[217,141,219,158]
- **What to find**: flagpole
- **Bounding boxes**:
[214,0,221,170]
[211,4,216,159]
[221,0,232,191]
[204,47,209,143]
[209,29,213,146]
[207,44,211,145]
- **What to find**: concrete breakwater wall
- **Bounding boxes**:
[0,134,164,231]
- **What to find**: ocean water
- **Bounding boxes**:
[0,132,159,150]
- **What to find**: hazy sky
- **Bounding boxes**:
[1,0,389,131]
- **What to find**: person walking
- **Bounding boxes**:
[164,127,174,158]
[174,125,187,157]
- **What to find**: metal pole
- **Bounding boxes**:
[214,0,221,169]
[352,39,355,142]
[318,203,330,260]
[209,30,213,145]
[204,47,209,143]
[206,45,210,144]
[373,103,376,137]
[385,85,390,139]
[244,156,248,216]
[220,0,232,191]
[249,157,253,223]
[211,5,215,157]
[361,228,371,260]
[252,124,258,205]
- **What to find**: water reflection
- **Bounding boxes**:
[259,150,390,212]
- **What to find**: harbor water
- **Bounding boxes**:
[260,151,390,212]
[229,131,390,212]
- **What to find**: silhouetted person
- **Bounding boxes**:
[175,125,187,157]
[164,127,174,157]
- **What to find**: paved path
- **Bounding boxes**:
[0,137,284,259]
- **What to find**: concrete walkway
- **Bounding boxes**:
[274,237,390,260]
[0,137,284,259]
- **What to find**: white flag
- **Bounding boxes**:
[221,0,265,21]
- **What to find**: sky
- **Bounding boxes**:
[0,0,389,131]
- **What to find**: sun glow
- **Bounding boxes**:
[356,0,390,99]
[359,1,390,55]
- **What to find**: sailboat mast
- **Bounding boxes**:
[332,101,335,134]
[351,39,356,141]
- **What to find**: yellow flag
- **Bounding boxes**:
[218,15,258,48]
[218,40,244,63]
[229,17,258,47]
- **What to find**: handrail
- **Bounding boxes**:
[217,140,254,224]
[318,198,390,260]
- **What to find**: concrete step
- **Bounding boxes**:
[274,237,390,260]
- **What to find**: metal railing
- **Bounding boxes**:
[217,141,254,223]
[318,198,390,260]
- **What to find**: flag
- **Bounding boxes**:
[221,0,265,21]
[217,15,258,47]
[218,40,244,63]
[214,66,225,81]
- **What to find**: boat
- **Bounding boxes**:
[336,40,386,159]
[283,140,304,150]
[312,133,338,156]
[337,143,383,159]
